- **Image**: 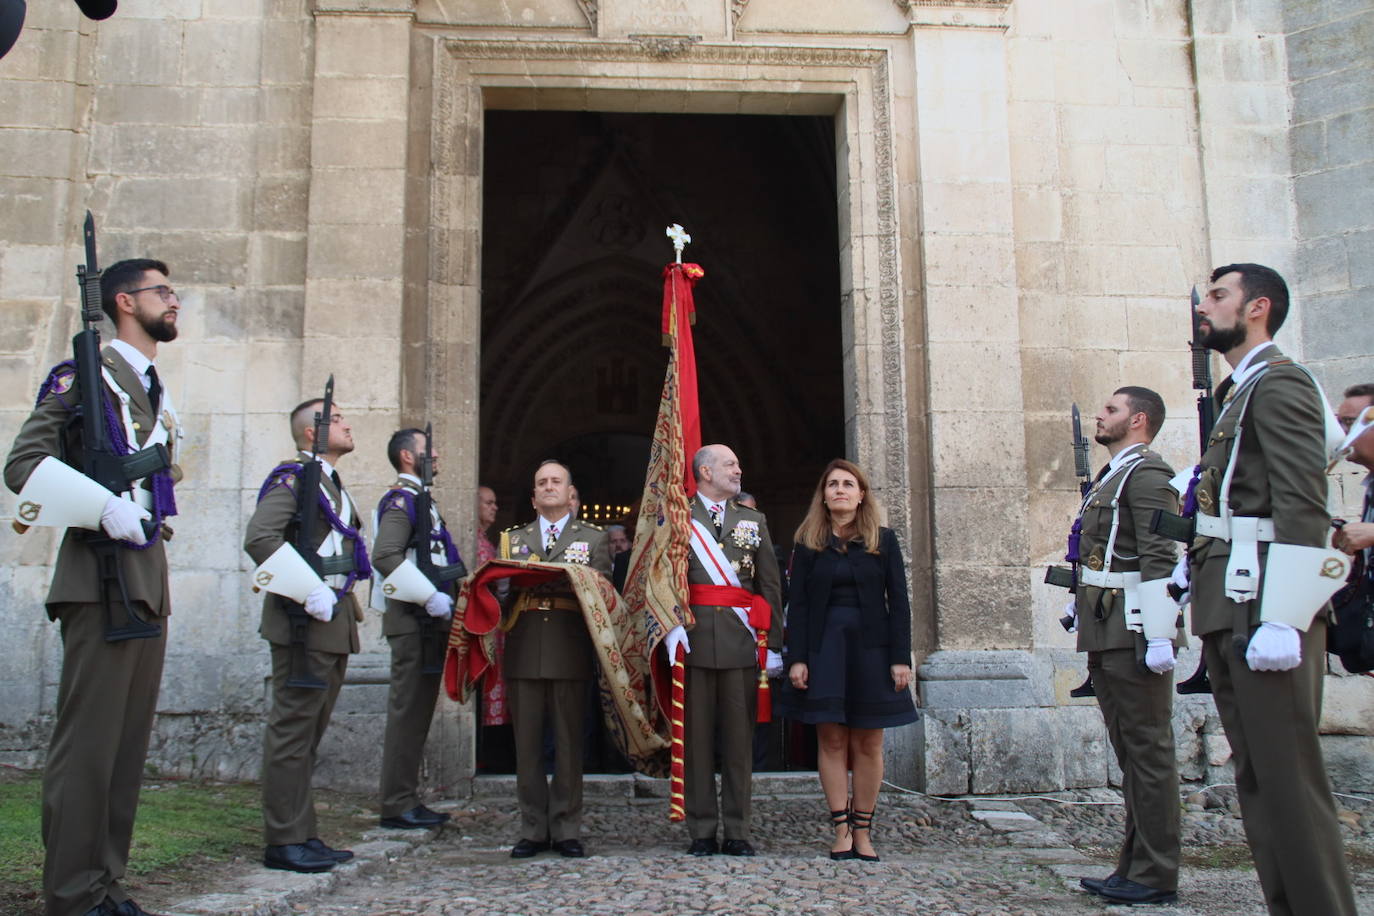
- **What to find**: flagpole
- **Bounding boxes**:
[665,223,692,822]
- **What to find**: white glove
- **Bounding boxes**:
[1170,556,1191,606]
[1062,598,1077,633]
[100,495,150,545]
[424,590,453,618]
[1246,621,1301,672]
[304,583,336,623]
[765,649,784,677]
[665,625,691,662]
[1144,638,1176,674]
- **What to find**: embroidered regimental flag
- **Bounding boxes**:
[622,251,703,822]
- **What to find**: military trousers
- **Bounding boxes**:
[1087,647,1179,892]
[1203,622,1355,916]
[43,603,166,916]
[509,676,586,842]
[684,665,757,841]
[262,644,348,845]
[379,631,441,818]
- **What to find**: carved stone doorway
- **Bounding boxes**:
[475,109,844,772]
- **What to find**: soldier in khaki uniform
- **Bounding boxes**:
[5,259,183,916]
[1068,387,1182,906]
[500,460,610,859]
[665,444,783,857]
[243,399,366,875]
[370,428,456,830]
[1187,263,1355,915]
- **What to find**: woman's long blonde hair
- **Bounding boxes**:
[794,458,882,554]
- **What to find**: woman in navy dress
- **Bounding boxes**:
[781,459,917,861]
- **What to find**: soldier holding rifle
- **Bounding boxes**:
[1053,389,1183,906]
[370,426,465,829]
[6,223,183,916]
[1175,264,1355,915]
[244,382,370,874]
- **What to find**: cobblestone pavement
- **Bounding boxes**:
[166,783,1374,916]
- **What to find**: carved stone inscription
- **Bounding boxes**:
[599,0,727,39]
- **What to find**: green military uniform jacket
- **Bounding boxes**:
[4,346,181,618]
[372,475,456,637]
[1076,445,1182,652]
[685,497,784,667]
[243,454,361,654]
[501,517,611,679]
[1189,345,1332,636]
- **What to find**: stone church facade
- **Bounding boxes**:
[1,0,1371,795]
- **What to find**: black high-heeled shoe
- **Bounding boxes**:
[828,808,856,861]
[850,808,879,862]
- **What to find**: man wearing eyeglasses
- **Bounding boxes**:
[5,259,184,916]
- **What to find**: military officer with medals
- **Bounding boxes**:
[243,398,368,874]
[6,258,183,916]
[1184,263,1355,915]
[370,428,459,830]
[500,459,611,859]
[665,444,783,857]
[1066,387,1183,906]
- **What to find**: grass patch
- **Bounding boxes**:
[0,769,262,916]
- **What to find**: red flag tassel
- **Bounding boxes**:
[669,647,687,821]
[755,633,771,724]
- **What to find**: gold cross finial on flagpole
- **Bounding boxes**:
[665,223,691,263]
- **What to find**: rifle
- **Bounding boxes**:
[1044,403,1096,698]
[280,375,337,689]
[408,422,467,675]
[1172,287,1215,694]
[74,211,172,642]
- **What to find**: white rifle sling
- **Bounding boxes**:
[1259,543,1350,631]
[252,542,327,602]
[379,558,437,605]
[1138,577,1179,640]
[12,455,114,530]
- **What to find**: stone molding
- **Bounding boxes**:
[576,0,596,31]
[626,34,702,57]
[896,0,1011,30]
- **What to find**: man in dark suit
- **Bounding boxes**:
[1069,387,1182,906]
[5,258,183,916]
[666,444,783,856]
[500,460,610,859]
[370,428,457,830]
[244,398,365,875]
[1187,263,1355,915]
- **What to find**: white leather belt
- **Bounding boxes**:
[1078,568,1132,589]
[1195,513,1275,541]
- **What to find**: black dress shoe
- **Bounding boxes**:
[380,805,448,829]
[306,837,354,863]
[263,842,336,873]
[114,900,169,916]
[1098,878,1177,905]
[1080,874,1123,895]
[687,837,718,856]
[721,839,757,857]
[510,838,551,858]
[552,838,585,858]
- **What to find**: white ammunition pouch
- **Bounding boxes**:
[252,542,327,603]
[1137,577,1179,640]
[12,455,113,531]
[1259,543,1351,631]
[376,558,438,606]
[1117,571,1145,633]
